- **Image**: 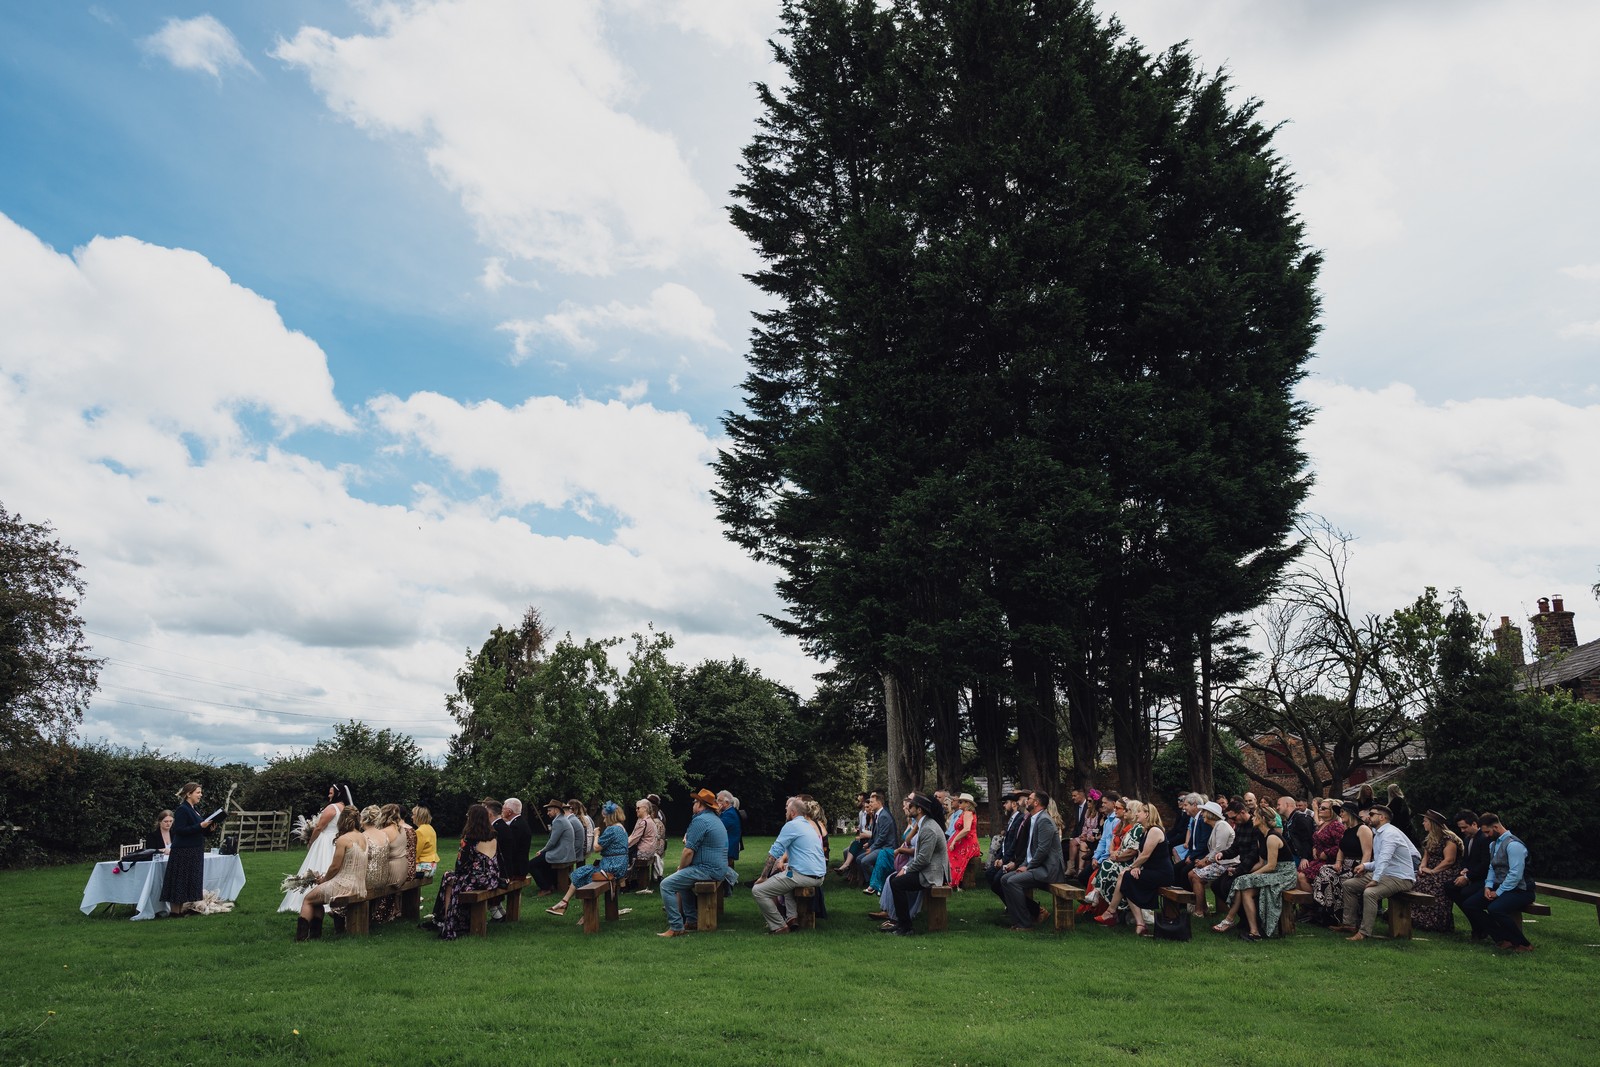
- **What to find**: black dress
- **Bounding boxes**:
[1121,834,1175,910]
[161,801,206,909]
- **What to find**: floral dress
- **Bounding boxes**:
[1094,823,1145,900]
[1302,818,1344,887]
[439,845,502,941]
[1411,838,1462,932]
[1227,834,1299,937]
[1311,826,1364,923]
[573,824,630,888]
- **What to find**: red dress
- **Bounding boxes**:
[947,810,980,886]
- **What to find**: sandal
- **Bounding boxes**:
[1212,918,1236,933]
[546,903,568,916]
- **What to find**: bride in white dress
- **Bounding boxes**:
[279,784,353,912]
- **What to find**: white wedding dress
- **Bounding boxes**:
[278,803,343,912]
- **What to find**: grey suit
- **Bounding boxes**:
[1000,811,1064,928]
[856,806,898,877]
[888,816,949,932]
[531,813,582,891]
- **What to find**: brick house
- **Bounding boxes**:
[1499,594,1600,704]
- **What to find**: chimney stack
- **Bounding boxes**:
[1493,615,1526,667]
[1530,594,1579,658]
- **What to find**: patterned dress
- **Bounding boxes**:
[1228,834,1300,938]
[1411,838,1462,932]
[1094,823,1145,900]
[370,827,417,926]
[1311,825,1365,923]
[439,845,502,941]
[947,810,981,887]
[572,824,630,887]
[1302,818,1344,886]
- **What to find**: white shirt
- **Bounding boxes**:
[1368,822,1419,882]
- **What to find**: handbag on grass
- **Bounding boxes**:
[1153,902,1192,941]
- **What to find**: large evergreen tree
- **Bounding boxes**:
[717,0,1319,802]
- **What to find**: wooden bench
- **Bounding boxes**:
[922,884,954,932]
[551,862,574,894]
[456,875,532,936]
[961,860,983,889]
[1048,882,1086,932]
[693,880,726,931]
[793,885,818,930]
[1156,886,1195,937]
[1278,889,1313,936]
[331,874,434,935]
[623,858,653,893]
[574,877,622,934]
[1378,890,1434,939]
[1535,882,1600,930]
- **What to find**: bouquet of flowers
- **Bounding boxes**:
[279,872,319,894]
[293,815,317,844]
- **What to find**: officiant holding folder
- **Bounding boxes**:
[163,782,220,917]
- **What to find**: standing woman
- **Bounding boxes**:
[163,783,214,917]
[947,795,981,889]
[279,784,351,913]
[1386,784,1415,844]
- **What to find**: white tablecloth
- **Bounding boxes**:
[80,853,247,921]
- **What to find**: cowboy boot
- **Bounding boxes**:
[308,907,324,939]
[331,911,346,934]
[295,917,311,942]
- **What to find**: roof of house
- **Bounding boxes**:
[1518,637,1600,691]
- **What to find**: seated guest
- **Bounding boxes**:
[359,805,393,896]
[1067,789,1103,878]
[986,792,1031,898]
[1100,801,1172,934]
[152,809,175,854]
[998,790,1063,930]
[836,793,871,875]
[1277,795,1316,883]
[1169,793,1210,885]
[754,796,828,933]
[497,797,534,881]
[369,803,417,927]
[546,801,632,917]
[1086,799,1145,914]
[1299,799,1344,911]
[1459,812,1535,951]
[530,798,582,895]
[1215,806,1297,940]
[1190,796,1248,915]
[868,798,919,897]
[296,806,366,940]
[885,793,951,936]
[801,796,831,918]
[854,792,897,893]
[1411,809,1463,932]
[947,794,981,889]
[628,797,665,893]
[412,806,439,876]
[1335,803,1419,941]
[1310,801,1369,925]
[1450,810,1491,929]
[432,804,501,940]
[570,799,596,860]
[718,790,744,867]
[657,789,731,937]
[1076,791,1122,889]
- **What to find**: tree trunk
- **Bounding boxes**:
[1063,661,1100,790]
[930,681,963,792]
[1014,650,1061,795]
[970,676,1008,832]
[882,669,922,824]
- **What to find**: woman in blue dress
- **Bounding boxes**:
[545,802,631,916]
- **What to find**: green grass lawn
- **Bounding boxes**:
[3,839,1597,1066]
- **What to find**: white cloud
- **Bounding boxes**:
[1558,321,1600,339]
[1560,264,1600,282]
[140,14,254,78]
[0,212,806,762]
[273,1,743,276]
[499,282,728,358]
[613,0,780,52]
[616,379,649,402]
[1300,379,1600,625]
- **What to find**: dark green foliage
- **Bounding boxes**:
[1405,596,1600,878]
[442,619,685,815]
[243,721,442,825]
[1153,736,1246,802]
[0,743,251,867]
[669,658,802,829]
[1,502,103,750]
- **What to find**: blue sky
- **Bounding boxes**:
[1,1,1597,765]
